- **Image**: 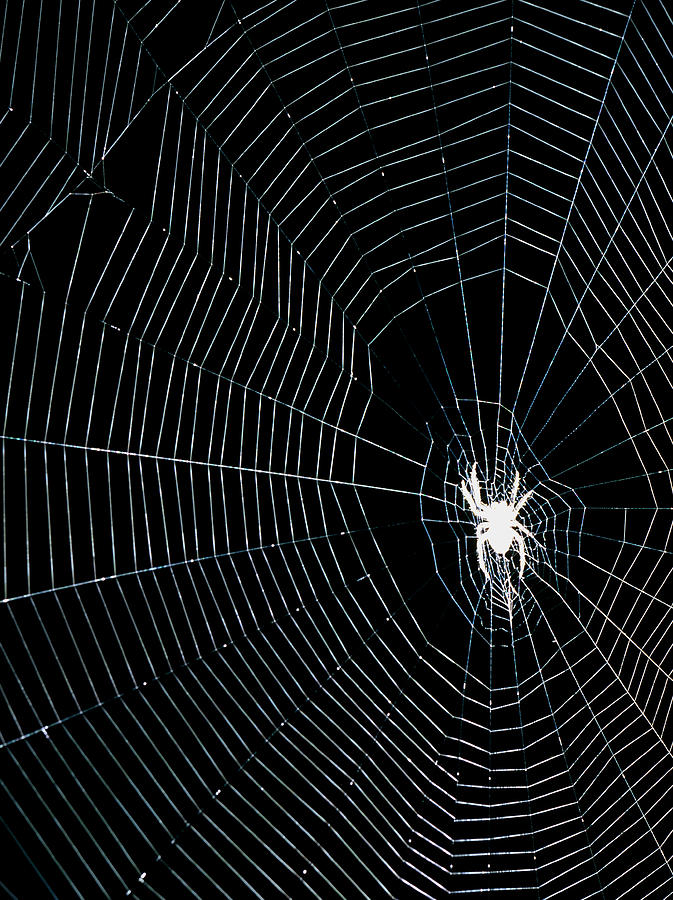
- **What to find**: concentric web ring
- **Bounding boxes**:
[3,1,673,897]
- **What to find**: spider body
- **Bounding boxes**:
[461,464,533,578]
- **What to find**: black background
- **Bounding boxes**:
[3,1,673,897]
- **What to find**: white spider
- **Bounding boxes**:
[460,464,533,579]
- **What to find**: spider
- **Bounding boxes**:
[460,464,533,579]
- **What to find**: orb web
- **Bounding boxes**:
[2,1,673,898]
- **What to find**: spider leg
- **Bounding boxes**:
[512,533,526,578]
[516,522,534,540]
[513,488,534,516]
[470,463,486,511]
[476,532,489,578]
[460,479,479,517]
[511,470,520,504]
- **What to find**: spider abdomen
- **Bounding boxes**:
[486,526,514,555]
[483,504,517,554]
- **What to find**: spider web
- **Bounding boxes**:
[2,0,673,897]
